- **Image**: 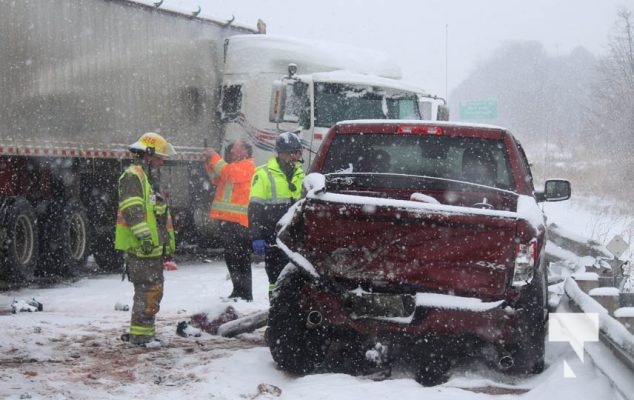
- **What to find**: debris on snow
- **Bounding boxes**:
[216,309,268,338]
[365,342,388,365]
[254,383,282,398]
[176,320,203,337]
[11,298,43,313]
[188,305,241,335]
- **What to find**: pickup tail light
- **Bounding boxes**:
[513,241,536,286]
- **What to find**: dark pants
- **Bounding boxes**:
[126,255,164,342]
[264,242,289,294]
[220,220,253,300]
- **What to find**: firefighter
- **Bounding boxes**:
[249,131,305,297]
[116,132,176,346]
[203,139,256,301]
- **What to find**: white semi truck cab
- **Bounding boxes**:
[219,35,448,166]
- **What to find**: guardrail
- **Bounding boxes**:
[563,277,634,399]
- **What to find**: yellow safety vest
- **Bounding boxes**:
[114,164,175,257]
[249,157,304,205]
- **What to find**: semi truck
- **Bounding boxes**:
[220,34,449,166]
[0,0,448,286]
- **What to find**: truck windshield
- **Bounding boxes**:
[314,82,421,128]
[322,134,514,190]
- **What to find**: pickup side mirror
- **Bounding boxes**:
[535,179,571,202]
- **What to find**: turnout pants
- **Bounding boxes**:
[126,255,164,343]
[221,221,253,300]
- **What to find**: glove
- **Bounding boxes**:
[252,239,266,256]
[140,238,154,255]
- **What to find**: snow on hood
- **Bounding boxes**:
[306,184,543,225]
[303,173,543,229]
[310,190,519,220]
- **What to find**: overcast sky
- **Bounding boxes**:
[168,0,629,99]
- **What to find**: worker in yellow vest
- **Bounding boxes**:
[115,132,176,347]
[249,132,305,298]
[203,139,256,301]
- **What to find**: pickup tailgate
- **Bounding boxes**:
[296,195,519,299]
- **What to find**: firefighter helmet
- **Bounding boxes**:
[275,131,302,153]
[129,132,176,159]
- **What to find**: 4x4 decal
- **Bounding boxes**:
[475,260,507,270]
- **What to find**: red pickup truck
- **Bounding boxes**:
[267,120,571,385]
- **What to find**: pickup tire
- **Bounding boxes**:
[267,265,328,374]
[414,337,452,386]
[1,197,38,283]
[506,267,547,374]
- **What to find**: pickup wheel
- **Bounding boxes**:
[506,267,547,374]
[1,197,38,283]
[414,337,452,386]
[267,266,328,374]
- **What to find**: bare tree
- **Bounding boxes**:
[590,8,634,156]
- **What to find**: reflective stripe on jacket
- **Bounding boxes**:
[115,164,176,257]
[205,153,255,228]
[248,157,304,240]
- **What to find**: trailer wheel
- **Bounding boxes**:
[91,235,124,273]
[40,198,90,277]
[1,197,38,283]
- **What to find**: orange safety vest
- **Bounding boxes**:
[205,153,255,228]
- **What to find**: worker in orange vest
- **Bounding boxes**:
[203,139,256,301]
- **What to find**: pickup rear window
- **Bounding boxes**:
[321,134,514,190]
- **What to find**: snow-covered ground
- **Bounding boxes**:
[0,197,632,400]
[542,195,632,260]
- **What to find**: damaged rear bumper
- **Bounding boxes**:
[299,284,523,344]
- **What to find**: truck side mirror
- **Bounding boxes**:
[270,80,310,128]
[437,105,450,121]
[269,80,287,123]
[535,179,571,202]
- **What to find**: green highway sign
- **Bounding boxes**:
[459,99,498,120]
